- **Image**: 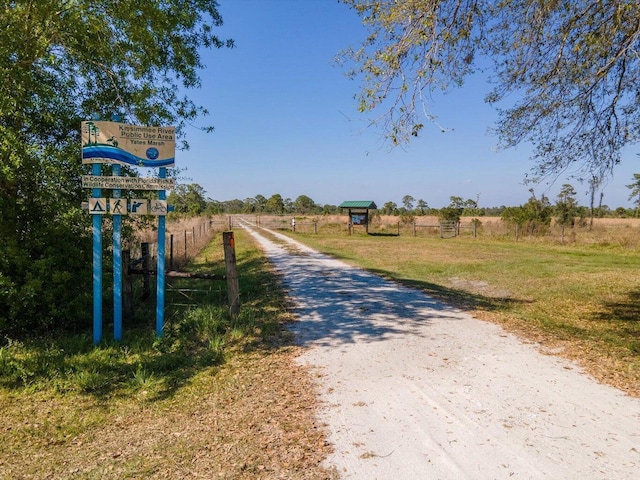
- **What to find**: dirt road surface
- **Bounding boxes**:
[242,222,640,479]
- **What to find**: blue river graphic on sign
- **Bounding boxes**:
[82,144,175,167]
[81,121,176,167]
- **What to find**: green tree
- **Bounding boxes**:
[402,195,415,211]
[381,201,398,216]
[615,207,629,218]
[626,173,640,216]
[168,183,207,216]
[502,191,552,236]
[341,0,640,180]
[555,184,579,228]
[224,199,245,214]
[0,1,232,335]
[501,206,528,229]
[586,175,604,228]
[254,194,268,213]
[416,199,429,215]
[322,204,338,215]
[206,199,224,215]
[265,194,285,214]
[243,197,257,213]
[438,196,465,223]
[293,195,316,214]
[462,197,484,216]
[284,198,294,213]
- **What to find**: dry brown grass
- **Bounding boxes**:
[0,349,337,479]
[134,215,230,270]
[248,214,640,248]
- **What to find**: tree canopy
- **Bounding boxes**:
[168,183,208,216]
[0,1,232,335]
[340,0,640,181]
[555,184,579,227]
[626,173,640,208]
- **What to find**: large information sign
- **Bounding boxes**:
[83,120,175,344]
[82,121,175,167]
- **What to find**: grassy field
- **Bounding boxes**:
[3,216,638,476]
[0,229,336,479]
[264,214,640,247]
[283,227,640,397]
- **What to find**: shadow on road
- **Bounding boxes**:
[242,222,532,349]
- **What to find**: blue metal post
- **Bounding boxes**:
[112,164,123,341]
[156,167,167,337]
[92,163,103,344]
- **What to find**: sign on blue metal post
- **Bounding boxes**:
[82,121,175,343]
[156,167,167,337]
[112,163,123,341]
[91,163,103,344]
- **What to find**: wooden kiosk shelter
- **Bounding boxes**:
[339,201,378,234]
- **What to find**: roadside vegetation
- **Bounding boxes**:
[282,223,640,398]
[0,228,336,479]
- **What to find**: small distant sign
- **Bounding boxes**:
[81,120,175,167]
[351,214,367,225]
[82,175,175,190]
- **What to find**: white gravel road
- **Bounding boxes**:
[242,222,640,480]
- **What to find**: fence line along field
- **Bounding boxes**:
[135,215,231,271]
[251,214,640,248]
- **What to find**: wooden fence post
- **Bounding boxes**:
[122,249,134,322]
[141,242,151,301]
[223,231,240,317]
[169,234,174,270]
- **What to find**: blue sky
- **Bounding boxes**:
[176,0,638,209]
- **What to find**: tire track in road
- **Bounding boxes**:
[241,221,640,479]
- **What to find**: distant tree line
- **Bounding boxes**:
[170,180,640,224]
[168,188,342,217]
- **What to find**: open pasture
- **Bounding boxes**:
[274,219,640,397]
[253,213,640,248]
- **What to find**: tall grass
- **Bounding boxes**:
[250,214,640,248]
[135,215,230,271]
[0,227,328,479]
[0,229,289,399]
